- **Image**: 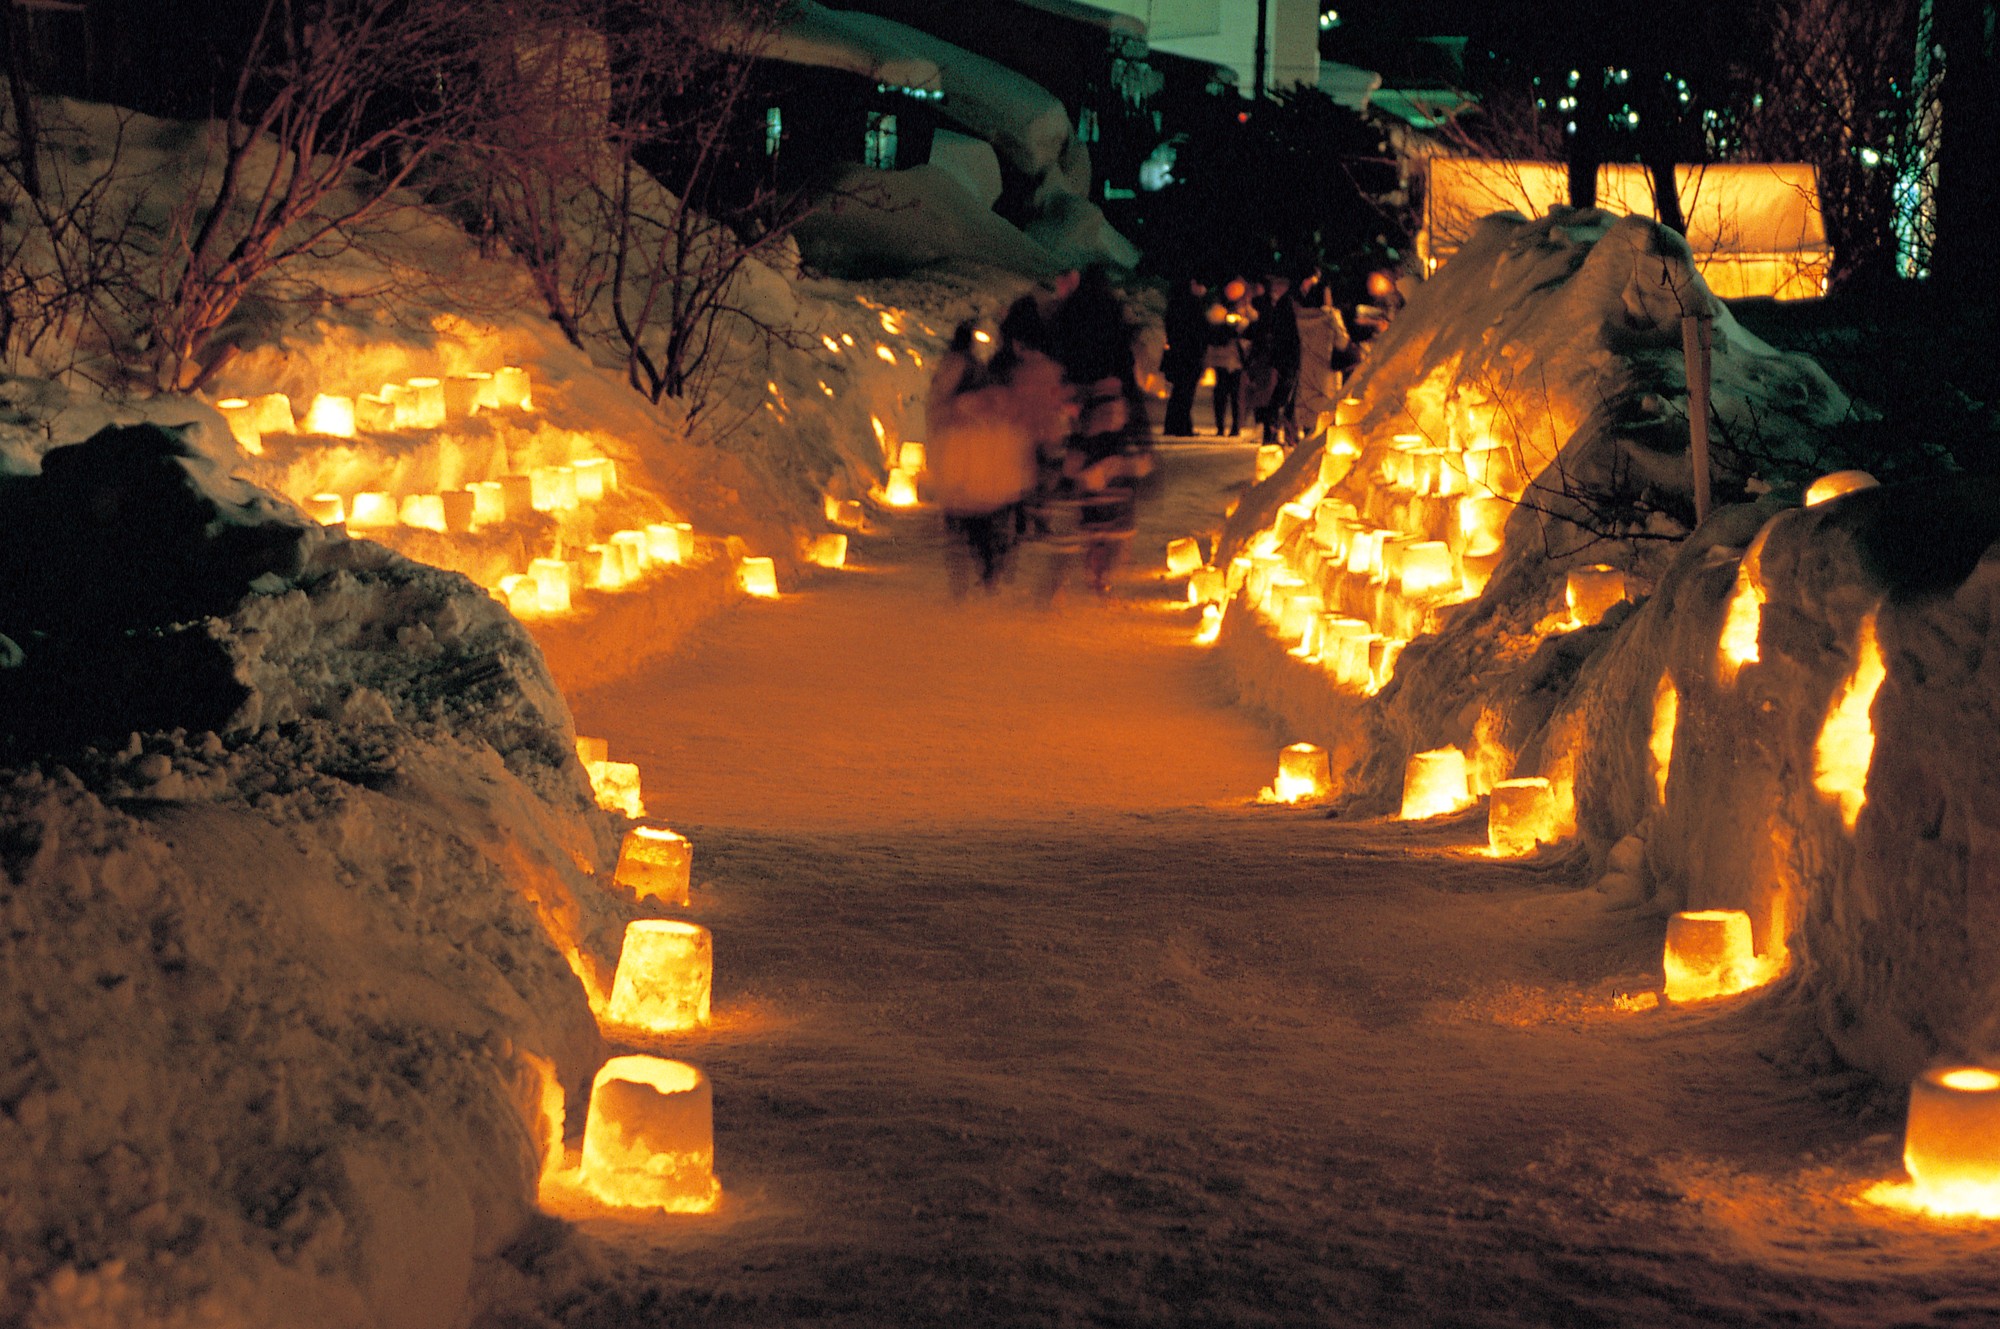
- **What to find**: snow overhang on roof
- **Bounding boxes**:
[1008,0,1148,39]
[766,1,944,92]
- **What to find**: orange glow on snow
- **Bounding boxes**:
[875,344,897,364]
[1813,611,1886,831]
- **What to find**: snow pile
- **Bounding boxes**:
[1198,207,2000,1083]
[0,421,627,1328]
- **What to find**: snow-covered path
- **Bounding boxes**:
[522,446,2000,1328]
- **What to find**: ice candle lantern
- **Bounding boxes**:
[578,1056,721,1212]
[215,398,262,452]
[606,920,712,1033]
[530,558,573,614]
[348,492,398,528]
[883,467,920,508]
[588,760,645,818]
[1165,538,1203,577]
[898,441,927,473]
[1566,565,1628,627]
[1662,909,1759,1002]
[738,556,779,599]
[491,366,532,409]
[302,393,357,438]
[1273,742,1331,803]
[1900,1066,2000,1214]
[1400,747,1471,820]
[250,392,296,435]
[1255,444,1285,483]
[807,533,848,568]
[305,493,345,525]
[615,823,693,905]
[1487,777,1558,856]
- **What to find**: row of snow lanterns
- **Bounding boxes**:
[215,366,533,454]
[498,519,694,617]
[560,737,723,1213]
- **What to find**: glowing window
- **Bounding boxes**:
[864,111,898,170]
[764,106,782,157]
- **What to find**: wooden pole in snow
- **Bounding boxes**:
[1682,312,1713,526]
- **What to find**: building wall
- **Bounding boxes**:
[1092,0,1320,94]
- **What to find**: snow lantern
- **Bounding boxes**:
[578,1056,721,1212]
[739,556,778,599]
[646,522,693,565]
[250,392,296,435]
[1278,590,1324,644]
[500,474,535,520]
[500,574,538,616]
[1652,676,1678,802]
[399,494,446,532]
[491,366,532,409]
[1166,538,1203,577]
[443,373,487,418]
[301,393,357,438]
[1566,565,1628,627]
[1813,611,1886,831]
[614,823,692,905]
[1458,496,1510,559]
[440,489,476,534]
[356,392,397,432]
[1901,1066,2000,1214]
[347,492,398,528]
[606,920,712,1034]
[1400,747,1471,820]
[530,557,573,614]
[807,533,848,568]
[1273,501,1315,544]
[1335,396,1365,426]
[1194,603,1223,645]
[1254,444,1285,482]
[305,493,345,525]
[1487,777,1558,856]
[215,398,263,453]
[883,468,920,508]
[576,735,609,765]
[585,544,624,590]
[588,760,645,818]
[1400,541,1456,599]
[835,499,864,528]
[469,481,506,526]
[611,530,649,580]
[1387,435,1426,489]
[404,377,448,429]
[574,458,617,501]
[531,465,579,512]
[1805,469,1879,507]
[1662,909,1760,1002]
[898,441,927,473]
[1188,567,1225,605]
[1272,742,1331,803]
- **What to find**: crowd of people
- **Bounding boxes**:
[922,260,1403,600]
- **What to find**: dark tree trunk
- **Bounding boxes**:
[1,0,43,200]
[1931,0,2000,294]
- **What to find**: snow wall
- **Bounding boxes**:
[1214,207,2000,1088]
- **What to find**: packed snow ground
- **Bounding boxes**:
[486,443,2000,1328]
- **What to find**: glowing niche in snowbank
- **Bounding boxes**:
[578,1056,721,1213]
[1813,612,1885,831]
[606,921,712,1034]
[615,823,692,906]
[1400,747,1472,820]
[1719,564,1765,676]
[1805,469,1879,507]
[1662,909,1773,1002]
[1651,676,1678,803]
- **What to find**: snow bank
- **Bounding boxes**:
[0,423,625,1327]
[1203,207,2000,1085]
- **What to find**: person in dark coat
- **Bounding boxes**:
[1247,273,1302,445]
[1160,276,1208,437]
[1203,278,1251,437]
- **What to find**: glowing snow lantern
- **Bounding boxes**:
[530,557,573,613]
[606,920,712,1033]
[1345,529,1385,578]
[305,493,345,525]
[443,373,486,418]
[1652,676,1678,802]
[1165,538,1203,577]
[1400,541,1456,599]
[1319,431,1360,487]
[576,736,609,765]
[403,377,448,428]
[1335,396,1365,426]
[1387,435,1426,489]
[574,457,617,500]
[611,529,649,580]
[1254,444,1285,482]
[250,392,296,435]
[500,574,538,616]
[807,533,848,568]
[1814,612,1886,831]
[1400,747,1472,820]
[1566,565,1628,626]
[301,393,356,438]
[883,468,920,507]
[356,392,397,432]
[588,760,645,817]
[491,366,532,409]
[577,1056,720,1212]
[215,398,262,453]
[585,544,624,590]
[1194,603,1223,644]
[1272,742,1331,802]
[739,556,778,598]
[347,492,398,528]
[399,494,447,531]
[615,823,692,904]
[1488,777,1559,856]
[898,441,927,472]
[1459,495,1510,559]
[1662,909,1761,1002]
[1805,469,1879,507]
[531,465,579,512]
[1899,1066,2000,1215]
[646,522,692,565]
[499,474,535,520]
[1188,567,1225,605]
[469,481,507,526]
[1278,591,1323,644]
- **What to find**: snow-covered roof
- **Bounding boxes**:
[1007,0,1147,38]
[766,1,944,91]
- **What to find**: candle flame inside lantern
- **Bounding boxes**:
[1813,612,1886,830]
[1651,676,1678,802]
[1662,909,1772,1002]
[739,556,779,598]
[1267,742,1331,803]
[1487,777,1559,856]
[1400,747,1472,820]
[615,823,692,905]
[605,920,712,1034]
[876,344,897,364]
[578,1056,721,1213]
